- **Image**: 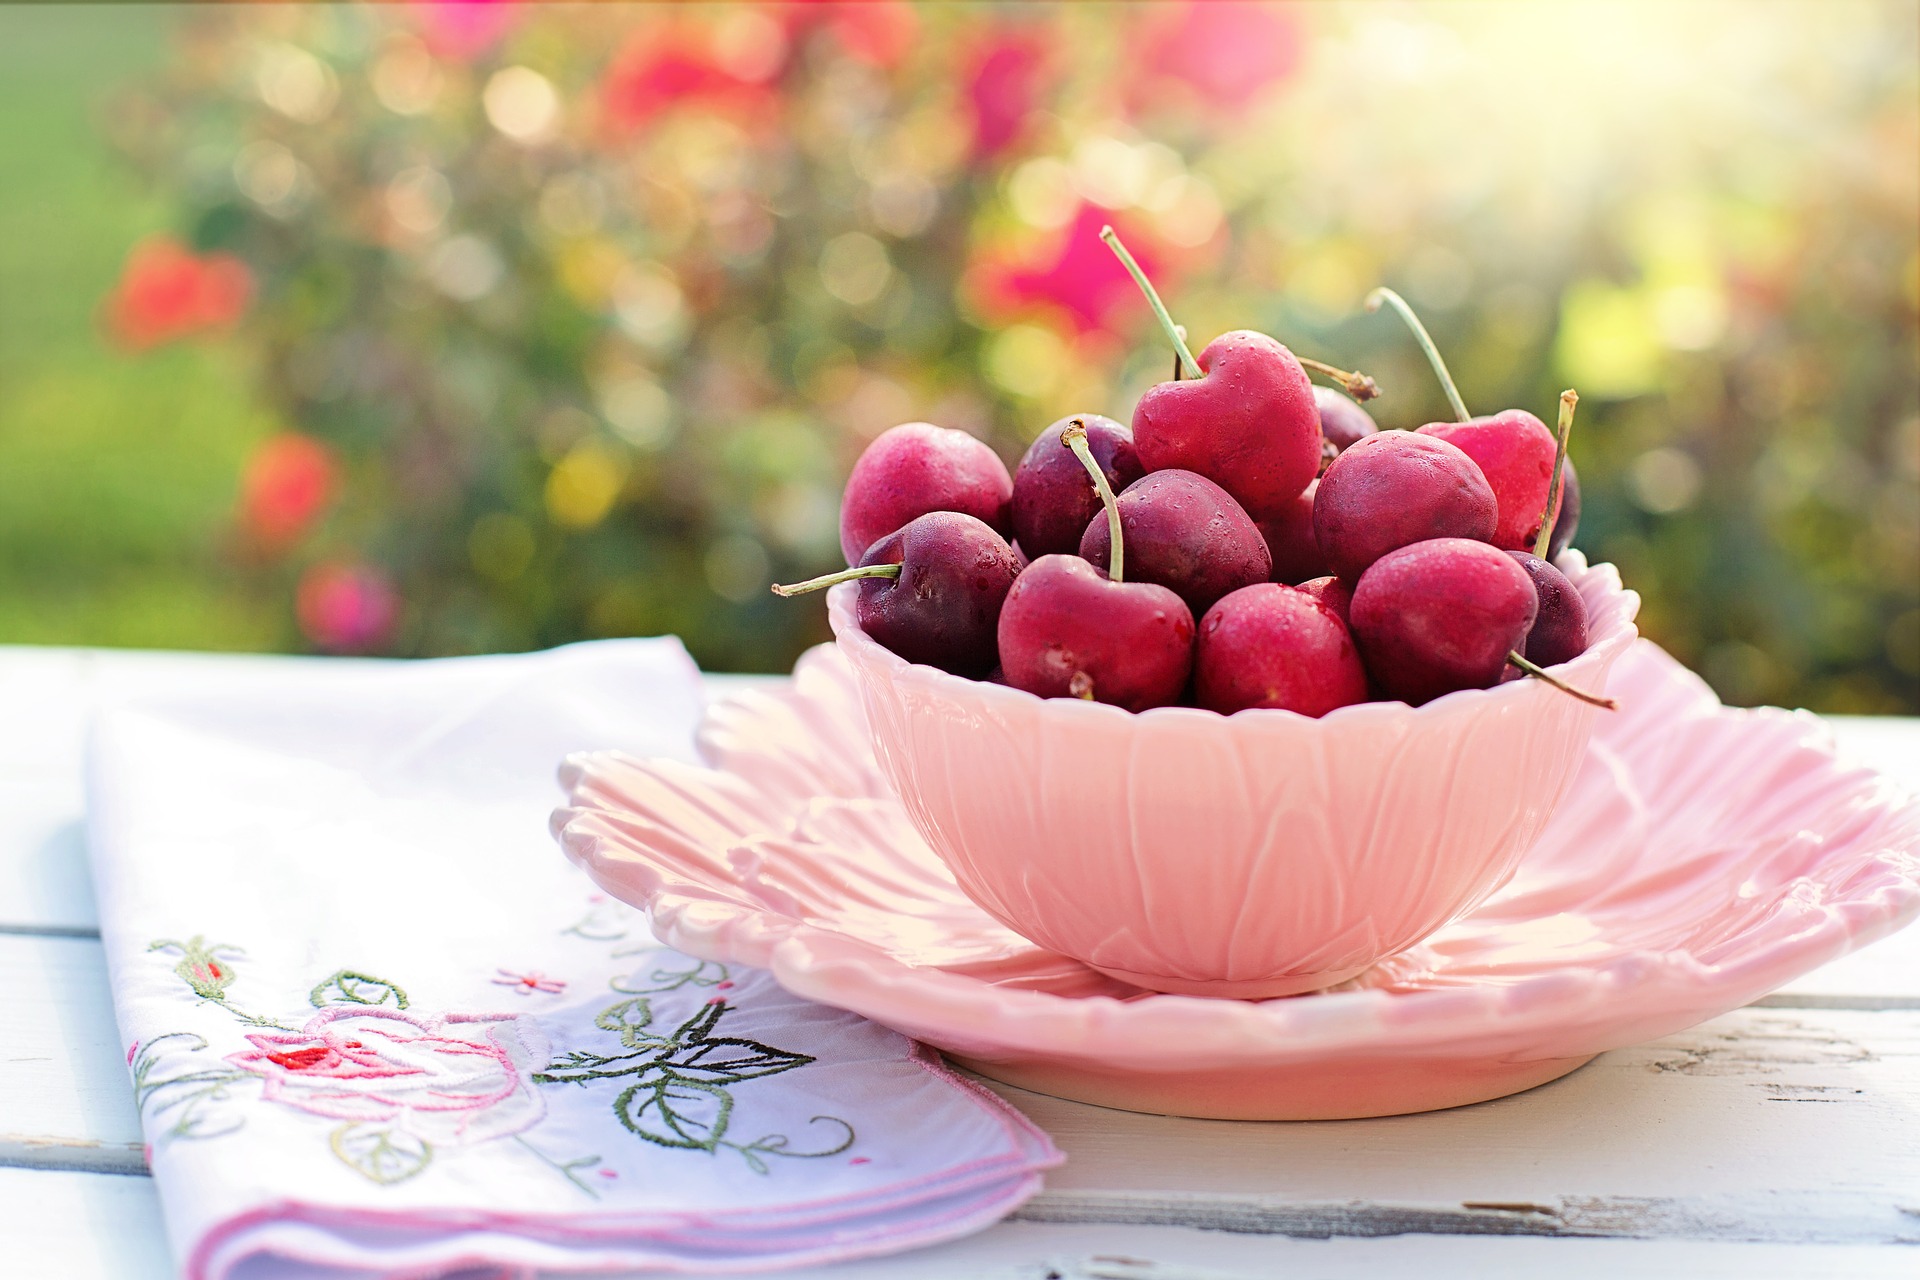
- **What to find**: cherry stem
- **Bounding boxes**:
[1533,389,1578,559]
[1507,650,1618,710]
[770,562,901,597]
[1172,325,1187,381]
[1366,287,1469,423]
[1101,225,1202,381]
[1062,417,1124,583]
[1297,356,1381,402]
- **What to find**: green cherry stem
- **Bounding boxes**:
[1507,650,1618,710]
[1534,388,1578,559]
[1297,357,1382,402]
[770,562,901,597]
[1366,286,1469,423]
[1100,225,1202,381]
[1062,417,1124,583]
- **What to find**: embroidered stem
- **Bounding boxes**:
[512,1134,604,1199]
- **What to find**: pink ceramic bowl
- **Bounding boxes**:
[827,552,1641,999]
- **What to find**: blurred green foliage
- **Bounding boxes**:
[2,2,1915,710]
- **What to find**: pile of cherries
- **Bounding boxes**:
[776,229,1613,718]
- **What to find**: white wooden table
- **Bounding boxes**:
[3,647,1917,1279]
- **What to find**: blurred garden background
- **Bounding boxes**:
[0,0,1914,711]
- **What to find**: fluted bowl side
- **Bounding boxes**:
[828,552,1641,998]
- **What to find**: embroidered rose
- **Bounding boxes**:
[228,1007,545,1148]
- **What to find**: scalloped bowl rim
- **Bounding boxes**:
[826,549,1641,726]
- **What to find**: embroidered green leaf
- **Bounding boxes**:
[618,1078,732,1151]
[149,936,242,1000]
[661,1037,813,1085]
[593,996,658,1047]
[309,969,410,1010]
[330,1123,432,1184]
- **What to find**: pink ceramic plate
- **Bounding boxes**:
[552,642,1920,1120]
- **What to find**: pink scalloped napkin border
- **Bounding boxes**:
[84,640,1058,1280]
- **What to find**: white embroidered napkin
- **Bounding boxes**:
[85,640,1058,1280]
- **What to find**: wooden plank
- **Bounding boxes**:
[0,935,143,1174]
[4,1169,1915,1280]
[6,931,1916,1246]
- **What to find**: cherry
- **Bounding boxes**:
[1010,414,1143,558]
[997,421,1194,711]
[1504,550,1590,667]
[1296,575,1353,627]
[1314,385,1378,467]
[774,511,1017,677]
[1253,480,1326,584]
[1349,538,1538,705]
[1313,432,1498,581]
[1078,469,1270,616]
[1102,227,1377,522]
[1418,411,1558,551]
[1194,584,1369,717]
[838,421,1013,564]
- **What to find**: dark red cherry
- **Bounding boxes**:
[1078,469,1270,617]
[1350,538,1538,705]
[1254,480,1326,584]
[1417,410,1558,551]
[776,511,1017,677]
[1505,550,1590,667]
[1296,575,1353,627]
[997,556,1194,711]
[1010,414,1143,557]
[1314,386,1377,469]
[1313,432,1498,581]
[1194,584,1368,717]
[838,422,1012,564]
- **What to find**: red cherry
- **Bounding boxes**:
[1313,432,1497,581]
[1296,575,1353,627]
[1130,329,1322,522]
[997,556,1194,711]
[1193,584,1368,717]
[1349,538,1538,705]
[1418,410,1558,551]
[775,511,1018,677]
[1253,479,1326,585]
[1011,414,1142,557]
[838,422,1012,564]
[1078,469,1270,616]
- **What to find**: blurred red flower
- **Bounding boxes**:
[104,237,253,350]
[297,563,399,654]
[971,204,1179,337]
[600,24,779,132]
[785,1,919,69]
[411,0,518,62]
[964,26,1051,163]
[240,434,339,550]
[1131,1,1303,115]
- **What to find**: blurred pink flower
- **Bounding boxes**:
[964,26,1051,163]
[411,0,518,62]
[971,204,1179,337]
[1131,1,1303,115]
[104,237,253,350]
[240,434,338,551]
[297,563,399,654]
